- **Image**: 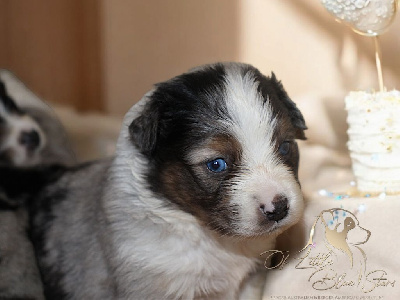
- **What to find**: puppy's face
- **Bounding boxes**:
[129,63,307,238]
[0,82,46,166]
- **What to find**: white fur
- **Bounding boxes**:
[221,66,304,236]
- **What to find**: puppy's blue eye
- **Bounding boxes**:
[278,141,291,156]
[207,158,227,173]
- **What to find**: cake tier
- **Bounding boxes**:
[345,90,400,193]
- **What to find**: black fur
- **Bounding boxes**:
[30,187,70,300]
[129,64,306,161]
[252,69,307,140]
[0,165,66,202]
[0,80,23,115]
[129,64,228,157]
[0,195,25,210]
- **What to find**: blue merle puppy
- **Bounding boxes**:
[0,63,306,299]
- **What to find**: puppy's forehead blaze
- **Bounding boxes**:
[185,74,280,167]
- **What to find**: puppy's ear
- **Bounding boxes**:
[271,73,307,140]
[0,80,21,113]
[128,103,160,157]
[0,81,7,97]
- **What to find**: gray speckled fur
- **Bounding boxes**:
[32,159,115,299]
[0,209,45,299]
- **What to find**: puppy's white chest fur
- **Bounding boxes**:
[108,191,273,299]
[117,221,268,298]
[104,154,272,299]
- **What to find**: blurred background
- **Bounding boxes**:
[0,0,399,116]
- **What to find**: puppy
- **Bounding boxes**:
[0,73,75,166]
[0,74,75,300]
[0,80,45,166]
[0,63,307,299]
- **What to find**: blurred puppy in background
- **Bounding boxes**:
[0,73,75,300]
[0,73,75,166]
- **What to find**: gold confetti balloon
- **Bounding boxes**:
[321,0,398,36]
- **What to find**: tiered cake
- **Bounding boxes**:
[345,90,400,194]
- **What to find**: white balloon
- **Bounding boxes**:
[321,0,398,36]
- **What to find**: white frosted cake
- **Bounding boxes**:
[345,90,400,194]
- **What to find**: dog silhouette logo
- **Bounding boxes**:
[261,207,396,293]
[302,208,371,269]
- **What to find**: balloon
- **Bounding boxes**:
[321,0,398,36]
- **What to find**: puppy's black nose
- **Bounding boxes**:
[260,195,289,222]
[19,130,40,150]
